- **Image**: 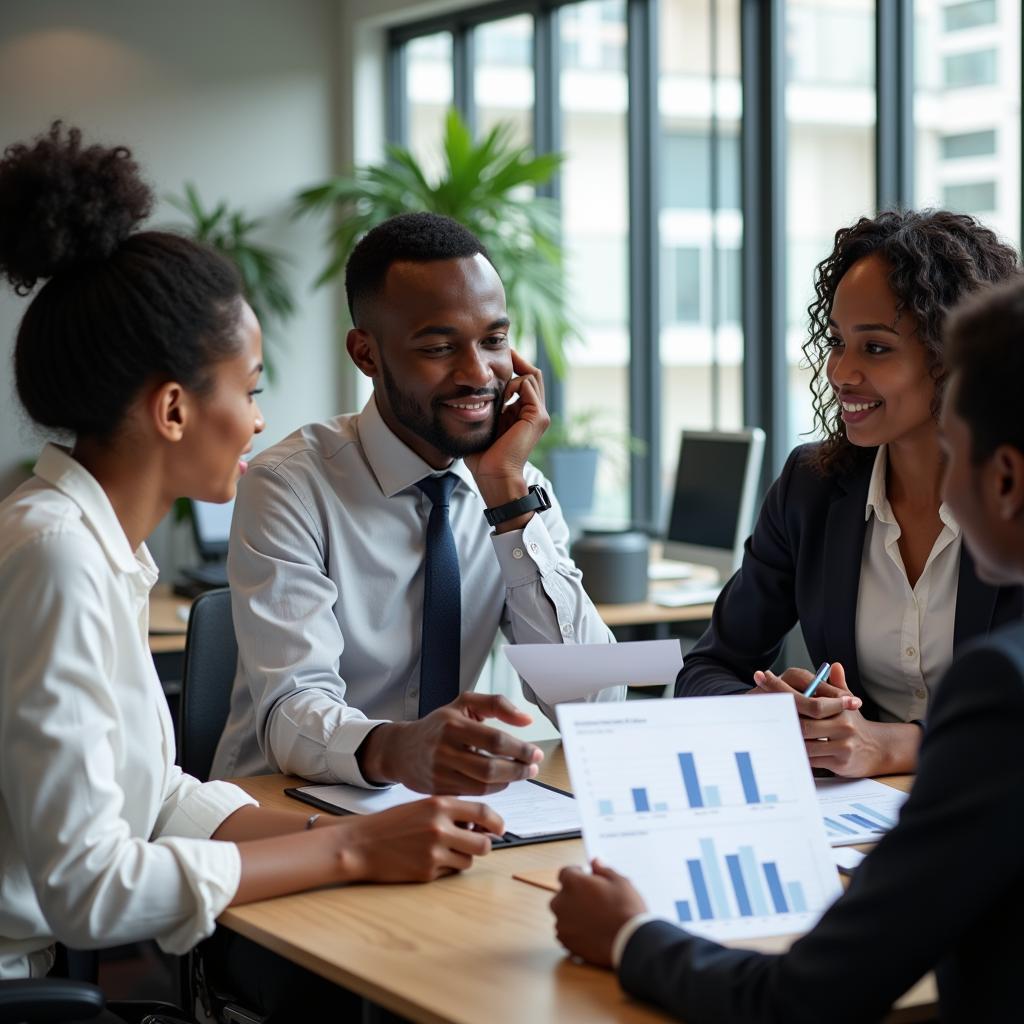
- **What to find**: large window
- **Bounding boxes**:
[915,0,1020,248]
[387,0,1022,518]
[658,0,743,522]
[784,0,876,450]
[559,0,632,520]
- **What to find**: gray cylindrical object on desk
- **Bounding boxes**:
[570,529,649,604]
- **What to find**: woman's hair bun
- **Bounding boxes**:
[0,121,153,294]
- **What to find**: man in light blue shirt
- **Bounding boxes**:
[212,212,620,792]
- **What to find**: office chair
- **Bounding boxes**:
[179,588,237,784]
[0,977,104,1023]
[178,588,266,1024]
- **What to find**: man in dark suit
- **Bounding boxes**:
[551,277,1024,1023]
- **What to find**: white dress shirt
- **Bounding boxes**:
[0,445,256,980]
[855,445,960,723]
[212,396,621,785]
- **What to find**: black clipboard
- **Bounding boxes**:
[284,777,580,849]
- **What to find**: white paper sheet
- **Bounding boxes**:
[558,695,843,942]
[293,778,580,839]
[815,777,908,847]
[502,639,683,702]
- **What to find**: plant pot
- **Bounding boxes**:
[548,446,599,527]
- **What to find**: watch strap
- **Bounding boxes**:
[483,484,552,527]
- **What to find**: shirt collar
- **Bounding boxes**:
[33,443,159,579]
[356,395,479,499]
[863,442,960,536]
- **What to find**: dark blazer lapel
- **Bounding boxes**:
[953,544,998,649]
[823,464,872,702]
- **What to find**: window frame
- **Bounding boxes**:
[385,0,1024,518]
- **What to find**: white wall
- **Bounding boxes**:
[0,0,347,568]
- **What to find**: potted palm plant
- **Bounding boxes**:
[294,109,576,376]
[167,183,296,383]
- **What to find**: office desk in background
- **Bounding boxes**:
[224,743,935,1024]
[147,586,716,655]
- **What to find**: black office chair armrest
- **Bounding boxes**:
[0,977,105,1022]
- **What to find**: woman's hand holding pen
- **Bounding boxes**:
[752,664,920,776]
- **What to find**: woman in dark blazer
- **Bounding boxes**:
[551,274,1024,1024]
[676,209,1022,777]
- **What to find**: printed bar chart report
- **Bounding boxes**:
[558,695,843,941]
[815,777,909,847]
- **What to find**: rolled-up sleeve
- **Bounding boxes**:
[494,479,623,719]
[0,535,244,956]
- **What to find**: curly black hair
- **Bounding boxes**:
[802,209,1020,477]
[344,211,491,325]
[945,278,1024,464]
[0,122,244,439]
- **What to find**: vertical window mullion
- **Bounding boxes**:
[532,3,565,416]
[454,25,477,136]
[876,0,914,210]
[386,40,408,147]
[627,0,660,528]
[740,0,787,484]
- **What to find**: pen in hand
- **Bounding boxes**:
[803,661,832,697]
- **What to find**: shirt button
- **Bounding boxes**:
[905,646,917,658]
[512,547,524,559]
[530,543,539,554]
[915,688,926,700]
[561,622,574,637]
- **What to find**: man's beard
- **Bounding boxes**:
[380,360,503,457]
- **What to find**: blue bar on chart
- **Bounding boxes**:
[725,854,753,916]
[702,785,721,807]
[686,859,714,920]
[632,788,650,813]
[851,802,896,828]
[762,862,789,913]
[699,838,731,919]
[737,846,770,916]
[824,816,857,836]
[598,799,614,816]
[653,801,668,812]
[678,753,704,808]
[675,900,692,923]
[786,881,808,913]
[841,812,883,832]
[735,751,761,804]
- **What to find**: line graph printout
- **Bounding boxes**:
[557,695,842,942]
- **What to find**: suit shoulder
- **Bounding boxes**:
[958,621,1024,676]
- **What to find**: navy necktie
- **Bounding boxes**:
[416,473,461,717]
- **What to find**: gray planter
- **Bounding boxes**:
[548,446,599,527]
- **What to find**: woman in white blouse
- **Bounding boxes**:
[0,123,504,1010]
[675,209,1023,776]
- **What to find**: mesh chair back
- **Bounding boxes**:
[179,588,237,783]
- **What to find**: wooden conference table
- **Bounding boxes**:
[224,743,935,1024]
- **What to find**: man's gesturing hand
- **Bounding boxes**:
[357,692,544,794]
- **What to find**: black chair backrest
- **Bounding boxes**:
[179,588,237,783]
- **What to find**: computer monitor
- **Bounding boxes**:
[662,428,766,580]
[189,498,234,562]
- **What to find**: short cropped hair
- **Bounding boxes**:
[945,277,1024,463]
[344,212,490,324]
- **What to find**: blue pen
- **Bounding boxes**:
[803,661,832,697]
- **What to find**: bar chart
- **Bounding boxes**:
[673,836,809,923]
[815,777,909,847]
[559,695,843,941]
[595,747,790,818]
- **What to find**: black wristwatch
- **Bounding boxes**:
[483,484,552,527]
